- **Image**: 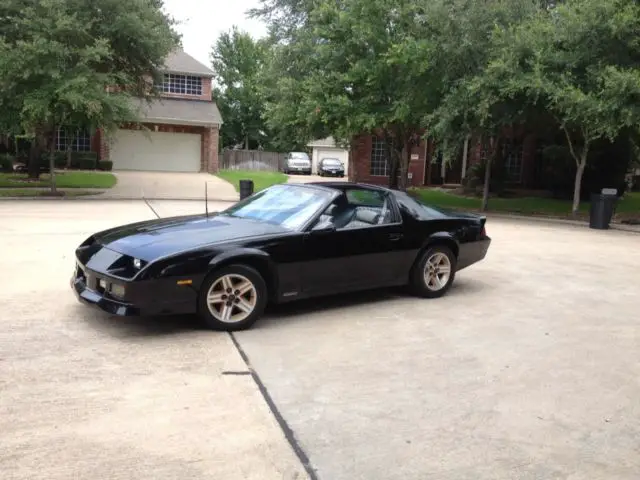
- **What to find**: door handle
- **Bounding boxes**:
[388,233,403,241]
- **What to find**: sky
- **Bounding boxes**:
[162,0,268,68]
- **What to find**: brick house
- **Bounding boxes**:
[56,49,223,173]
[349,130,538,188]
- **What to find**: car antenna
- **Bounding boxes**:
[205,181,209,218]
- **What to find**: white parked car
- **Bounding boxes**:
[283,152,312,175]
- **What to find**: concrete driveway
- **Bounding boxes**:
[234,219,640,480]
[100,171,239,201]
[2,200,639,480]
[0,200,305,480]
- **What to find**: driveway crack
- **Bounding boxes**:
[228,332,319,480]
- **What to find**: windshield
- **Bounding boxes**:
[322,158,341,165]
[220,184,334,230]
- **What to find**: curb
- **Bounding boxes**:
[484,212,640,234]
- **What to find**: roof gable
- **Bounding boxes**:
[307,136,338,148]
[163,49,214,77]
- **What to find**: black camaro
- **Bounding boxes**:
[72,182,491,331]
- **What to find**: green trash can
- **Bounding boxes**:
[589,190,618,230]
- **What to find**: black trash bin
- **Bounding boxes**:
[239,179,254,200]
[589,192,618,230]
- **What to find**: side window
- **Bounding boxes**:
[345,189,385,207]
[337,188,397,228]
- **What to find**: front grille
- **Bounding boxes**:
[76,263,86,282]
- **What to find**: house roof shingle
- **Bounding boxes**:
[163,49,214,76]
[130,97,223,127]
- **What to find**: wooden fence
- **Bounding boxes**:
[221,149,286,172]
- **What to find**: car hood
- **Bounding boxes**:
[93,213,290,261]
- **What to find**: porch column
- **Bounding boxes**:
[98,128,110,161]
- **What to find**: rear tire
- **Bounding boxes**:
[198,264,268,331]
[409,245,457,298]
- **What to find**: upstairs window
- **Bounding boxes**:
[161,73,203,96]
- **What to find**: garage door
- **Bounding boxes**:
[110,129,201,172]
[315,148,349,174]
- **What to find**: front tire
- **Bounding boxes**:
[410,245,457,298]
[198,264,268,331]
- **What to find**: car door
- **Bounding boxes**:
[301,188,407,295]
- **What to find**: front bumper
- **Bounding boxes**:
[70,262,197,317]
[71,263,140,316]
[320,169,345,177]
[287,166,312,174]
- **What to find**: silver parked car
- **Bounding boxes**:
[283,152,312,175]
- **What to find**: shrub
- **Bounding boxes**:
[98,160,113,171]
[54,152,67,168]
[36,152,68,169]
[0,154,14,172]
[462,159,508,196]
[70,152,98,170]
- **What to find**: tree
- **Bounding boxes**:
[248,0,316,41]
[258,0,439,189]
[425,0,541,209]
[211,27,270,150]
[0,0,179,186]
[498,0,640,215]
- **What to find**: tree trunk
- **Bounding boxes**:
[481,153,492,212]
[572,153,587,217]
[387,138,399,189]
[27,129,46,180]
[397,144,409,191]
[388,153,399,189]
[244,134,249,150]
[481,137,500,212]
[28,143,41,179]
[49,129,57,194]
[66,131,76,169]
[562,127,589,216]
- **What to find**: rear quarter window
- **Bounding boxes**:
[394,192,449,220]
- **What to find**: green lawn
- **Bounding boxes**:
[410,188,640,218]
[0,171,117,189]
[216,169,288,193]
